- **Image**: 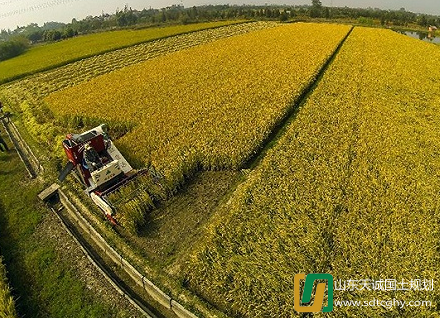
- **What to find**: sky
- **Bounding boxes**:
[0,0,439,30]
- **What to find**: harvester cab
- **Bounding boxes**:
[58,124,140,224]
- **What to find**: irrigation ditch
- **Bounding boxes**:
[51,189,198,318]
[47,193,158,318]
[0,112,42,178]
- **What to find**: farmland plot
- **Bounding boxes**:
[184,27,440,318]
[0,20,246,84]
[0,22,277,159]
[45,23,351,192]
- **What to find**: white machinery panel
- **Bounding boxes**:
[91,160,122,187]
[106,141,133,174]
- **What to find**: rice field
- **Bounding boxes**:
[0,20,244,84]
[184,27,440,317]
[0,21,276,157]
[45,23,351,191]
[2,21,440,318]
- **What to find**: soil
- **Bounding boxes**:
[119,170,242,268]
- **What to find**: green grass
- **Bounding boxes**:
[0,257,17,318]
[0,20,245,84]
[0,149,129,317]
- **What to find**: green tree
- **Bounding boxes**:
[63,28,75,39]
[289,8,296,18]
[28,30,43,43]
[419,15,428,27]
[43,30,62,41]
[310,0,322,18]
[265,8,273,18]
[279,11,289,22]
[0,36,29,61]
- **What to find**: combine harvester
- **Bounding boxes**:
[57,124,152,225]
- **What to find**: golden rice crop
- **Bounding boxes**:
[107,171,167,233]
[184,27,440,317]
[0,22,276,162]
[0,22,281,233]
[1,22,275,102]
[45,23,351,191]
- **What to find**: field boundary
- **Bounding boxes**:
[0,20,250,85]
[244,25,354,169]
[56,189,198,318]
[0,113,42,178]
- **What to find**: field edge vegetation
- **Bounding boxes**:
[0,256,17,318]
[0,150,134,317]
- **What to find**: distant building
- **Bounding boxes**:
[428,26,438,32]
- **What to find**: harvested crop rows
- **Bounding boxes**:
[184,27,440,318]
[45,23,351,191]
[0,20,247,84]
[7,21,276,96]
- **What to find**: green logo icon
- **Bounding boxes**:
[294,273,333,312]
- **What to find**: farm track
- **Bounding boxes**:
[244,25,355,170]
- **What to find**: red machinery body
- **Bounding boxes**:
[63,133,105,165]
[63,132,106,187]
[59,124,137,225]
